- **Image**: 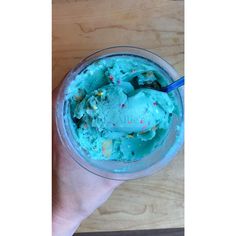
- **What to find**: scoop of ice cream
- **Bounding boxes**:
[75,85,173,135]
[66,56,176,161]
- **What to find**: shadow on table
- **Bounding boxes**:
[74,228,184,236]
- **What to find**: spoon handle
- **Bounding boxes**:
[161,76,185,93]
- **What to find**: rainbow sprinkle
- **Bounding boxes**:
[97,91,103,96]
[109,75,114,82]
[102,140,113,158]
[142,125,147,131]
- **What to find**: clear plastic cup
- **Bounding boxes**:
[56,46,184,180]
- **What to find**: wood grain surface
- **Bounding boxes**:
[52,0,184,233]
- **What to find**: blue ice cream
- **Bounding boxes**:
[65,55,176,162]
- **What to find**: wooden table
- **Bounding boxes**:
[52,0,184,233]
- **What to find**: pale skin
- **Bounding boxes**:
[52,89,123,236]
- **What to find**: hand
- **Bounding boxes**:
[52,88,123,236]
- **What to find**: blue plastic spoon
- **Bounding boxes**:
[160,76,185,93]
